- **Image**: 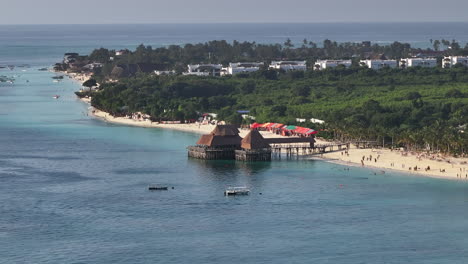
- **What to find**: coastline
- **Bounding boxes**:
[85,101,468,180]
[316,146,468,180]
[67,72,468,181]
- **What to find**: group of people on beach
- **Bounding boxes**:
[360,154,380,166]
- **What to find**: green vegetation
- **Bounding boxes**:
[64,39,468,154]
[61,38,468,81]
[88,66,468,155]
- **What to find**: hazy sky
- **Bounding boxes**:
[2,0,468,24]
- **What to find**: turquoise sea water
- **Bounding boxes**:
[1,24,468,263]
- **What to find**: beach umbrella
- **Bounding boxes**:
[250,123,263,129]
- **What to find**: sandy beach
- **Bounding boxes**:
[66,72,91,84]
[80,100,468,181]
[90,108,304,139]
[319,147,468,179]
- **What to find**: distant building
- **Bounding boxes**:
[399,58,437,68]
[359,59,397,70]
[154,70,176,76]
[313,60,352,70]
[269,61,307,71]
[223,62,264,75]
[115,49,129,56]
[310,118,325,124]
[82,63,103,71]
[442,56,468,68]
[63,53,79,64]
[184,64,223,76]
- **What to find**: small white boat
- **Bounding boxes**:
[53,95,60,99]
[224,186,250,196]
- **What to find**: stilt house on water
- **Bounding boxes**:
[188,125,316,161]
[187,125,242,160]
[187,125,315,161]
[235,130,272,161]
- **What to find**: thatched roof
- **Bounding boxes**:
[196,134,242,147]
[196,135,213,146]
[196,125,242,147]
[241,130,270,150]
[211,125,240,136]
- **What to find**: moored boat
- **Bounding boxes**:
[224,186,250,196]
[148,185,169,191]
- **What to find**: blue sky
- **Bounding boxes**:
[2,0,468,24]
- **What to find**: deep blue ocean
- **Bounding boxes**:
[1,23,468,264]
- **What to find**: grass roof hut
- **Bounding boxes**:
[235,130,272,162]
[188,125,242,160]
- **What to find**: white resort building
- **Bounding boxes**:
[359,59,398,70]
[269,61,307,71]
[154,70,176,76]
[313,60,352,70]
[442,56,468,68]
[184,64,223,76]
[399,58,437,68]
[223,62,264,75]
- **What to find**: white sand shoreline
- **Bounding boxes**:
[69,72,467,181]
[84,102,468,180]
[316,147,468,180]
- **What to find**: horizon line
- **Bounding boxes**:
[1,21,468,26]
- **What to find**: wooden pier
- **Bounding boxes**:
[270,142,350,157]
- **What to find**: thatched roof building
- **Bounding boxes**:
[210,125,239,136]
[196,125,242,148]
[241,130,270,150]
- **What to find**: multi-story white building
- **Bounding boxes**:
[442,56,468,68]
[224,62,264,75]
[269,61,307,71]
[399,58,437,68]
[313,60,352,70]
[359,59,397,70]
[184,64,223,76]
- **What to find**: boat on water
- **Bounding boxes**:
[53,95,60,99]
[148,184,169,191]
[224,187,250,196]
